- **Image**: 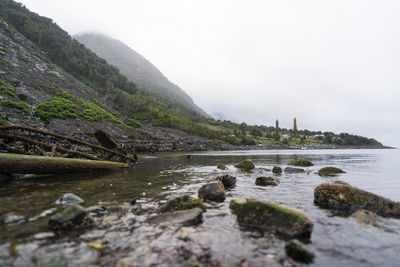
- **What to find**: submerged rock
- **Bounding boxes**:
[285,239,315,263]
[159,195,205,213]
[198,181,225,202]
[55,193,84,205]
[229,198,313,237]
[148,208,203,226]
[272,166,282,174]
[234,159,255,171]
[212,174,236,189]
[288,159,314,167]
[318,167,345,176]
[314,182,400,218]
[284,167,305,174]
[48,204,94,230]
[255,176,280,186]
[217,163,227,170]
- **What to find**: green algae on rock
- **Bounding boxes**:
[288,159,314,167]
[234,159,255,171]
[0,153,128,174]
[48,204,94,230]
[318,167,345,176]
[314,182,400,218]
[229,198,313,238]
[285,239,315,263]
[216,163,227,170]
[159,195,205,213]
[255,176,279,186]
[148,208,203,226]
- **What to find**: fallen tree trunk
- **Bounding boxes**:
[0,153,128,174]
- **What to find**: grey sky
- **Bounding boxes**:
[17,0,400,147]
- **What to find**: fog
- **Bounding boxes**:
[17,0,400,147]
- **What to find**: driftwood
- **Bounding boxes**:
[0,125,136,162]
[0,153,128,174]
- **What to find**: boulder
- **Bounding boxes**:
[314,182,400,218]
[272,166,282,174]
[288,159,314,167]
[159,195,205,213]
[285,239,315,263]
[148,208,203,226]
[284,167,305,173]
[48,204,95,230]
[198,181,225,202]
[318,167,345,176]
[229,198,313,238]
[234,159,255,171]
[213,174,236,189]
[255,176,279,186]
[217,163,227,170]
[55,193,84,205]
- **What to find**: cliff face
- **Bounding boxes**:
[74,33,209,117]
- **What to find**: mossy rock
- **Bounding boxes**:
[210,174,236,189]
[229,198,313,238]
[289,159,314,167]
[284,167,305,174]
[234,159,255,171]
[318,167,345,176]
[272,166,282,174]
[159,195,205,213]
[198,181,225,202]
[314,182,400,218]
[255,176,279,186]
[217,163,227,170]
[48,204,94,230]
[285,239,315,263]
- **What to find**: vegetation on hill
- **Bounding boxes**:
[0,0,383,147]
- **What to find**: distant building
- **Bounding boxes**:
[282,134,290,139]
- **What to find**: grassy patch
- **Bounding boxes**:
[125,118,142,128]
[1,100,30,112]
[47,71,65,81]
[79,100,123,124]
[36,97,77,120]
[0,84,16,97]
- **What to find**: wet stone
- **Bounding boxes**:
[255,176,280,186]
[285,239,315,263]
[48,204,95,230]
[272,166,282,174]
[230,198,313,238]
[217,163,227,170]
[288,159,314,167]
[148,208,203,226]
[159,195,205,213]
[213,174,236,189]
[314,182,400,218]
[318,166,345,177]
[234,159,255,171]
[198,181,225,202]
[55,193,84,205]
[284,167,305,174]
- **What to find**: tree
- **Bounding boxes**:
[275,119,280,141]
[293,117,298,137]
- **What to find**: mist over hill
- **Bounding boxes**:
[74,32,208,117]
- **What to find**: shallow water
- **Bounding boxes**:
[0,149,400,266]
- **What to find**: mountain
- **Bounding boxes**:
[0,0,383,149]
[74,32,208,117]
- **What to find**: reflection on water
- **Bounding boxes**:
[0,149,399,266]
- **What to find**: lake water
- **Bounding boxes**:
[0,149,399,266]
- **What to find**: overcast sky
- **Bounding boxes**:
[17,0,400,147]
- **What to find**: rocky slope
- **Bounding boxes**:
[0,19,228,152]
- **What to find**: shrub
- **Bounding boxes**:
[36,97,77,120]
[126,118,142,128]
[79,100,123,124]
[1,99,30,112]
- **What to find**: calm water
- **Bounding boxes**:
[0,149,399,266]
